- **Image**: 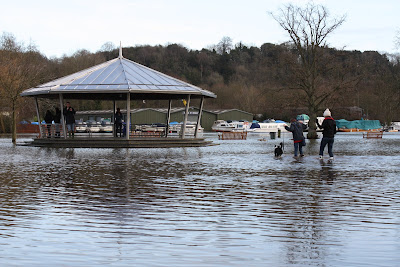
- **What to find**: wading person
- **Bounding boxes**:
[317,109,337,160]
[115,108,123,137]
[63,102,76,138]
[285,118,307,158]
[44,110,53,138]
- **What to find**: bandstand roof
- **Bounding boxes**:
[21,50,216,101]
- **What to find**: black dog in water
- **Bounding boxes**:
[274,142,284,157]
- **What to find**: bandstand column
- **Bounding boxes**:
[195,96,204,138]
[165,99,172,138]
[126,93,131,140]
[113,100,116,137]
[34,97,43,138]
[181,95,191,139]
[59,94,67,139]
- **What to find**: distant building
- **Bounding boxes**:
[76,108,253,131]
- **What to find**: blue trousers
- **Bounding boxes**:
[294,142,303,157]
[319,137,334,157]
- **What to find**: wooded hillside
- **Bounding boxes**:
[1,35,400,134]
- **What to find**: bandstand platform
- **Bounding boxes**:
[23,136,212,148]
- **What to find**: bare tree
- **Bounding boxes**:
[395,28,400,49]
[100,41,116,52]
[270,3,356,138]
[216,36,233,54]
[0,33,45,143]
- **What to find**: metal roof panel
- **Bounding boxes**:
[21,55,216,98]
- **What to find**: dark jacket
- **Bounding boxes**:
[54,109,61,123]
[115,111,123,124]
[317,117,337,138]
[44,111,53,124]
[285,121,307,142]
[64,106,76,124]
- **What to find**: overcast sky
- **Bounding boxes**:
[0,0,398,58]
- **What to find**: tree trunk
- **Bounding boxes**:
[307,111,318,139]
[12,100,17,144]
[0,114,5,133]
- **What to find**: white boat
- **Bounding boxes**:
[141,123,166,132]
[168,122,203,137]
[386,122,400,132]
[100,121,113,133]
[392,122,400,131]
[184,123,203,136]
[75,121,88,133]
[249,119,289,133]
[212,120,235,132]
[211,120,250,132]
[87,121,101,133]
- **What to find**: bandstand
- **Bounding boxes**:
[20,47,216,148]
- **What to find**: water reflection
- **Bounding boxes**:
[319,160,336,182]
[0,134,400,266]
[278,163,340,265]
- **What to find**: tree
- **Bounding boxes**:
[395,28,400,49]
[270,3,355,138]
[216,36,233,55]
[361,52,400,124]
[100,41,116,52]
[0,33,46,143]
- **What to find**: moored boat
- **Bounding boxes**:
[100,120,113,133]
[336,119,382,132]
[168,122,203,137]
[141,123,166,132]
[75,121,88,133]
[385,122,400,132]
[211,120,250,132]
[249,119,288,133]
[87,121,101,133]
[338,128,381,132]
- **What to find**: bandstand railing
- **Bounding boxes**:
[40,124,64,138]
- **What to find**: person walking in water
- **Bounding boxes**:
[285,118,307,158]
[317,108,337,160]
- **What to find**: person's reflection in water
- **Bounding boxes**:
[65,148,75,160]
[283,162,338,265]
[319,160,336,183]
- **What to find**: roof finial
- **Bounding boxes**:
[119,41,123,58]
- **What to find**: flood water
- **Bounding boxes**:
[1,132,400,266]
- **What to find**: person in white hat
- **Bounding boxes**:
[316,108,337,160]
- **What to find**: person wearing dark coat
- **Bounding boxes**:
[285,118,307,158]
[44,110,53,138]
[317,108,337,160]
[53,107,61,137]
[114,108,123,137]
[63,102,76,138]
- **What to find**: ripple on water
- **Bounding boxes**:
[0,134,400,266]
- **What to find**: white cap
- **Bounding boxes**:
[323,108,331,117]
